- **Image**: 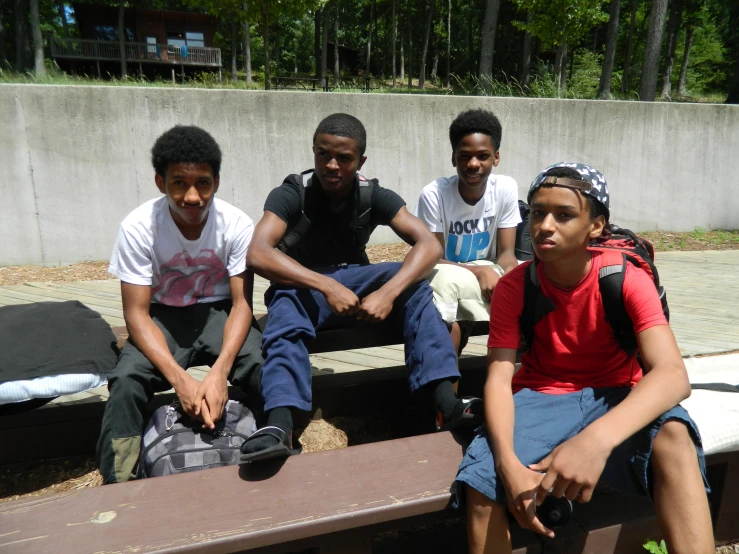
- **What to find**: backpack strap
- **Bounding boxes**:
[519,260,556,350]
[278,171,313,252]
[353,174,372,229]
[598,252,638,356]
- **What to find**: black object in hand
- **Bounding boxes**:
[536,495,573,528]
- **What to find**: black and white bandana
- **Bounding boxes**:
[527,162,610,218]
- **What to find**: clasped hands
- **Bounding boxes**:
[174,364,230,430]
[323,279,395,322]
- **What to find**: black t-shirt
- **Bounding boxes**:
[264,172,406,268]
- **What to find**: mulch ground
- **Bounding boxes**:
[0,230,736,287]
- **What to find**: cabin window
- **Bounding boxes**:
[185,32,204,47]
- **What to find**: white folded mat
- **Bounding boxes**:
[682,353,739,456]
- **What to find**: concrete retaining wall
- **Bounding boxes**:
[1,84,738,266]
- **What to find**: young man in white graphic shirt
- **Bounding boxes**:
[97,125,263,483]
[416,109,521,355]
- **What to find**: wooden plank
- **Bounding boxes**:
[312,350,399,370]
[309,356,375,373]
[0,432,463,554]
[0,287,123,319]
[27,282,123,301]
[6,283,124,309]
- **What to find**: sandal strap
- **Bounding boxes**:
[248,425,289,444]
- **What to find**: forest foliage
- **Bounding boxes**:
[1,0,737,102]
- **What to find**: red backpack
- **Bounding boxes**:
[519,224,669,356]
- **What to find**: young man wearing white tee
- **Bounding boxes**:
[416,110,520,355]
[97,125,263,484]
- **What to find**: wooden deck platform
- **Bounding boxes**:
[0,250,737,410]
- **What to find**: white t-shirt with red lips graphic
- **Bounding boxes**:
[109,197,253,307]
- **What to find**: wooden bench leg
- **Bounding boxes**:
[711,453,739,544]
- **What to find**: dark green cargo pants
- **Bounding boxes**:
[96,300,263,484]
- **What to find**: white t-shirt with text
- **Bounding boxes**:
[109,197,253,307]
[415,174,521,263]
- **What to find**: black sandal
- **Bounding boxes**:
[436,396,484,432]
[239,426,302,463]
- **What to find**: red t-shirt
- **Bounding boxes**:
[488,249,668,394]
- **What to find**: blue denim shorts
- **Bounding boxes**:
[455,387,709,507]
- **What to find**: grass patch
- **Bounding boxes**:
[640,229,739,252]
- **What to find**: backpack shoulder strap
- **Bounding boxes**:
[519,260,556,350]
[278,171,313,252]
[354,174,373,229]
[598,251,638,355]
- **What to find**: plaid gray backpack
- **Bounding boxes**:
[137,399,256,478]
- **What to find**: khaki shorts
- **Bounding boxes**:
[426,260,502,324]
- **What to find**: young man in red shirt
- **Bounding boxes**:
[456,163,713,554]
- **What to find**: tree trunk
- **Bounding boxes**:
[57,0,69,38]
[314,8,320,74]
[118,2,127,78]
[445,0,451,88]
[622,0,638,93]
[243,4,252,83]
[320,6,328,87]
[231,20,238,81]
[597,0,620,99]
[660,0,683,99]
[0,11,6,68]
[467,14,473,77]
[14,0,28,70]
[592,26,598,53]
[520,11,532,86]
[400,33,404,81]
[272,26,280,68]
[30,0,44,78]
[639,0,669,101]
[392,0,397,87]
[677,23,693,96]
[430,40,439,85]
[262,4,271,90]
[479,0,500,87]
[334,0,340,86]
[407,0,413,87]
[726,55,739,104]
[554,36,567,93]
[366,0,375,76]
[568,44,574,82]
[419,0,435,89]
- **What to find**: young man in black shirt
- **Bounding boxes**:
[241,113,481,461]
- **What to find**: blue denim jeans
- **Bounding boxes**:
[260,262,461,412]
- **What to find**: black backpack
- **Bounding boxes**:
[515,200,534,261]
[519,225,668,356]
[277,170,375,265]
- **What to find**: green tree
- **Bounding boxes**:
[511,0,608,91]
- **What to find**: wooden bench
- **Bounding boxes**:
[0,319,490,466]
[2,431,737,553]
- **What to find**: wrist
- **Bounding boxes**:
[170,368,190,390]
[581,424,618,452]
[495,451,521,475]
[317,275,336,297]
[376,282,401,303]
[210,360,232,378]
